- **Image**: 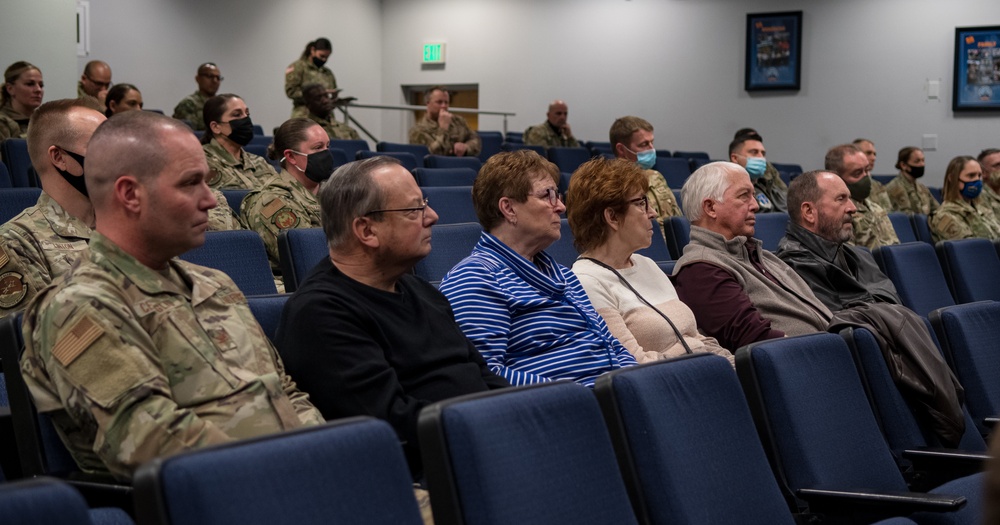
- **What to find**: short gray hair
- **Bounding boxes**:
[318,156,398,249]
[681,161,744,223]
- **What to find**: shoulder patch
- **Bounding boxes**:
[0,271,26,308]
[273,209,299,230]
[207,170,221,185]
[52,315,105,367]
[261,198,286,219]
[285,65,295,75]
[0,246,9,268]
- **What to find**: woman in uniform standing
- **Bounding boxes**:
[285,38,336,118]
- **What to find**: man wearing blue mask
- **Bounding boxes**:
[610,116,682,241]
[728,131,787,213]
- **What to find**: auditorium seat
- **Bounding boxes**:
[753,212,788,252]
[418,382,638,525]
[872,174,895,186]
[377,141,430,161]
[771,162,804,177]
[277,228,327,293]
[737,332,982,523]
[422,186,477,224]
[636,221,673,267]
[220,189,250,218]
[873,242,955,317]
[179,230,277,296]
[246,294,289,344]
[672,189,682,212]
[0,139,37,187]
[652,157,691,188]
[655,149,672,158]
[0,478,133,525]
[936,238,1000,303]
[547,147,591,173]
[546,219,579,267]
[0,187,42,223]
[134,418,423,525]
[690,157,714,172]
[504,131,523,144]
[911,214,934,244]
[672,150,710,161]
[500,143,545,156]
[0,161,10,188]
[413,222,482,286]
[477,131,503,161]
[329,139,370,159]
[928,187,943,204]
[413,167,477,187]
[423,155,482,171]
[558,172,571,194]
[888,212,918,243]
[665,216,690,260]
[356,150,420,172]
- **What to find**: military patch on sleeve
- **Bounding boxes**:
[261,198,287,219]
[0,271,27,308]
[206,170,221,185]
[285,65,294,75]
[273,209,299,230]
[0,246,9,268]
[52,315,105,367]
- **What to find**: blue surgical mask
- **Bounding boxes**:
[745,157,767,179]
[961,179,983,200]
[626,146,656,169]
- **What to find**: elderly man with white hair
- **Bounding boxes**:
[671,161,831,352]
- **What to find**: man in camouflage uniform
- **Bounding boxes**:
[826,144,899,250]
[77,60,111,108]
[20,111,324,482]
[729,131,787,213]
[302,83,360,140]
[409,86,481,157]
[523,100,580,148]
[977,148,1000,215]
[610,116,682,242]
[172,63,222,131]
[285,56,336,119]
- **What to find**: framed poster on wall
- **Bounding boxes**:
[953,25,1000,111]
[745,11,802,92]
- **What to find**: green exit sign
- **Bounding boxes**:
[423,43,446,64]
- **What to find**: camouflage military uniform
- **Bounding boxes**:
[869,179,893,211]
[285,58,336,119]
[409,114,482,157]
[241,170,322,272]
[203,138,277,190]
[0,103,29,140]
[172,91,211,131]
[208,189,244,231]
[930,199,1000,242]
[20,232,324,480]
[884,175,940,216]
[754,163,788,213]
[0,193,91,316]
[76,82,101,109]
[307,111,360,140]
[977,184,1000,217]
[850,197,900,250]
[523,122,580,148]
[646,169,683,243]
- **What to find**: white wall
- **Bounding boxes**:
[0,0,78,101]
[381,0,1000,186]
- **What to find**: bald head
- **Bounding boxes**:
[27,99,106,174]
[546,100,568,128]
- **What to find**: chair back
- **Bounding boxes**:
[220,189,251,218]
[477,131,503,161]
[500,143,544,155]
[413,167,478,187]
[545,219,579,267]
[754,212,789,252]
[872,242,955,317]
[911,214,934,244]
[418,382,638,525]
[0,161,11,188]
[0,478,92,524]
[936,238,1000,303]
[546,147,591,173]
[0,187,42,223]
[595,354,794,525]
[771,163,803,177]
[378,141,430,161]
[635,221,673,264]
[329,139,370,159]
[665,216,690,260]
[422,186,477,224]
[277,228,327,293]
[134,418,423,525]
[0,139,37,187]
[356,150,420,171]
[179,231,277,296]
[423,155,482,171]
[246,294,289,344]
[414,223,483,287]
[504,131,523,144]
[671,150,710,161]
[652,157,691,188]
[887,212,917,243]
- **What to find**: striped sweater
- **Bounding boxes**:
[440,233,636,387]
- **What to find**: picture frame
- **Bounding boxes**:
[745,11,803,92]
[953,25,1000,111]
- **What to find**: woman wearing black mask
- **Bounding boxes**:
[885,146,939,215]
[241,118,332,274]
[201,93,277,190]
[285,38,337,119]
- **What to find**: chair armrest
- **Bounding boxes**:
[985,417,997,429]
[901,448,988,489]
[797,487,965,518]
[63,475,134,515]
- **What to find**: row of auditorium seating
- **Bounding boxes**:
[5,295,994,523]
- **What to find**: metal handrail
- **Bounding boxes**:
[337,102,515,143]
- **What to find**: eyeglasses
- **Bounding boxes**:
[627,195,650,211]
[365,198,430,219]
[85,76,111,89]
[199,74,224,81]
[534,188,563,207]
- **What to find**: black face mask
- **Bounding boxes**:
[56,148,88,197]
[907,165,925,179]
[312,57,327,68]
[294,150,334,183]
[223,116,255,147]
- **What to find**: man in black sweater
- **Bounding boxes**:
[276,156,509,479]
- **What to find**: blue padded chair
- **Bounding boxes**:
[219,189,250,218]
[329,147,349,170]
[873,242,955,317]
[1,139,36,187]
[655,149,672,158]
[558,172,571,194]
[595,354,796,525]
[772,162,804,176]
[477,131,503,161]
[504,131,523,144]
[329,139,370,159]
[0,161,10,188]
[547,147,591,173]
[736,333,981,523]
[251,124,265,136]
[500,143,544,156]
[690,157,714,172]
[247,135,272,147]
[0,477,133,525]
[413,222,482,287]
[635,221,673,266]
[277,227,327,294]
[671,150,709,161]
[243,143,268,160]
[0,187,42,223]
[936,238,1000,303]
[423,155,482,171]
[418,382,638,525]
[928,187,944,204]
[912,214,934,244]
[246,294,289,344]
[888,212,918,243]
[652,157,691,189]
[377,141,430,159]
[929,302,1000,437]
[753,212,788,252]
[665,216,691,261]
[179,230,277,296]
[356,150,419,172]
[413,167,478,187]
[423,186,477,225]
[671,189,682,212]
[545,219,579,268]
[134,418,423,525]
[873,174,896,186]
